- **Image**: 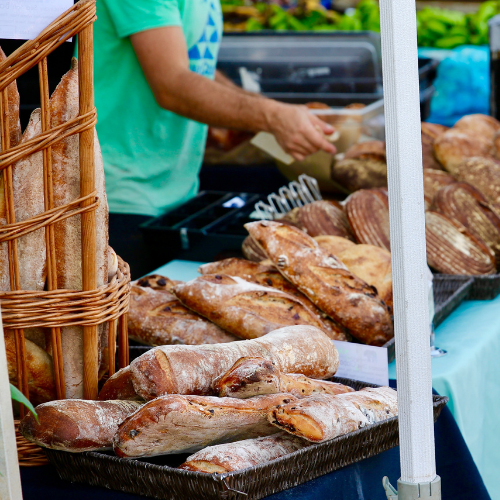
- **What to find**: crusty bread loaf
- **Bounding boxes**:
[50,60,108,398]
[344,189,391,251]
[337,244,393,312]
[198,259,347,341]
[118,325,339,401]
[343,141,386,161]
[245,221,393,346]
[423,169,456,210]
[174,274,332,340]
[421,123,445,170]
[214,357,354,399]
[421,122,448,139]
[134,274,181,292]
[5,331,56,406]
[426,211,496,275]
[128,284,238,346]
[433,183,500,266]
[20,399,141,452]
[314,235,356,255]
[114,393,295,458]
[332,156,387,193]
[268,386,398,442]
[108,246,118,281]
[97,366,142,401]
[242,235,268,262]
[453,114,500,143]
[179,433,309,473]
[434,129,492,176]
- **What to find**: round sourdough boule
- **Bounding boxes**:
[421,122,448,170]
[314,235,356,255]
[425,211,496,275]
[433,182,500,266]
[423,169,456,210]
[453,114,500,143]
[344,189,391,251]
[332,157,387,192]
[434,129,492,176]
[421,122,449,139]
[343,140,386,161]
[242,235,268,262]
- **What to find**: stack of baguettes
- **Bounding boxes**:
[20,324,399,473]
[1,49,117,405]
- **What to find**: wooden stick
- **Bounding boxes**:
[38,58,65,400]
[108,319,117,377]
[118,313,129,368]
[78,23,98,400]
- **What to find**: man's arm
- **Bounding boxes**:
[130,26,335,161]
[214,70,262,97]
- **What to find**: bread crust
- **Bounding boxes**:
[268,386,398,442]
[128,285,238,346]
[125,325,339,400]
[113,393,296,458]
[97,366,143,401]
[242,235,268,262]
[423,169,456,210]
[314,235,356,255]
[245,221,393,346]
[20,399,141,452]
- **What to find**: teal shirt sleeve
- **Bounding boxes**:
[104,0,182,38]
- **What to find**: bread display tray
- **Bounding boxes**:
[44,378,447,500]
[433,273,500,301]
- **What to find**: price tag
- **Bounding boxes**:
[333,340,389,386]
[0,0,73,41]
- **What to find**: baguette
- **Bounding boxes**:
[114,325,338,401]
[245,221,393,346]
[314,235,356,256]
[179,433,310,473]
[134,274,181,292]
[128,284,238,346]
[268,386,398,442]
[242,235,268,262]
[20,399,142,452]
[198,258,347,341]
[214,357,354,399]
[97,366,142,401]
[50,60,108,398]
[113,393,295,458]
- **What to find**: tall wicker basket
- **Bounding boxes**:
[0,0,131,465]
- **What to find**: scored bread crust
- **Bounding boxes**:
[128,285,238,346]
[97,366,142,401]
[122,325,339,401]
[49,60,108,398]
[245,221,393,346]
[198,259,347,341]
[268,386,398,442]
[422,169,456,210]
[173,274,330,340]
[178,432,309,473]
[314,235,356,256]
[214,357,354,399]
[242,235,268,262]
[20,399,142,452]
[113,393,296,458]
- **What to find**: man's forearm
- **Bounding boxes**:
[215,70,264,99]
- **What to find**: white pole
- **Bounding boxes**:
[378,0,438,491]
[0,312,23,500]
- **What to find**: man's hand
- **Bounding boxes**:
[131,27,336,161]
[265,101,336,161]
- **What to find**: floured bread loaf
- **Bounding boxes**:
[423,169,456,210]
[314,235,356,255]
[134,274,181,292]
[214,357,354,399]
[268,386,398,442]
[179,433,310,473]
[113,393,295,458]
[173,274,330,340]
[113,325,338,401]
[242,235,268,262]
[421,122,447,170]
[128,284,237,346]
[197,259,347,341]
[344,189,391,251]
[97,366,142,401]
[426,211,495,275]
[20,399,141,452]
[245,221,393,346]
[453,114,500,143]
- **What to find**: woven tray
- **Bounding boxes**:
[44,378,447,500]
[433,273,500,301]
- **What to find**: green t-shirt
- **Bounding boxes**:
[93,0,222,216]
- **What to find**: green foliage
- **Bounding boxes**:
[10,384,38,423]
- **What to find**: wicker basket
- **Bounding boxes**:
[433,273,500,301]
[44,378,448,500]
[0,0,131,465]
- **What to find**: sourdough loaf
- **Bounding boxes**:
[453,114,500,143]
[422,169,456,210]
[134,274,181,292]
[114,394,295,458]
[128,284,237,346]
[268,386,398,442]
[421,122,447,170]
[214,357,354,399]
[173,274,330,340]
[245,221,393,346]
[179,433,309,473]
[119,325,339,400]
[314,235,356,255]
[97,366,142,401]
[20,399,141,452]
[242,235,268,262]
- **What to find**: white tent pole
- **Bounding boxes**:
[378,0,440,496]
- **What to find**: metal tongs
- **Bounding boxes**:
[254,174,322,220]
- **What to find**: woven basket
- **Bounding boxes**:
[44,378,448,500]
[433,273,500,301]
[0,0,131,465]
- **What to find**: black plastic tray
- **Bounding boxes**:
[433,273,500,301]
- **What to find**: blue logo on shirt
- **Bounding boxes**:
[188,0,222,77]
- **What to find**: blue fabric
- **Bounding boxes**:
[389,295,500,500]
[425,45,490,126]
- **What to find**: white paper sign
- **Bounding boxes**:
[333,340,389,386]
[0,0,73,41]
